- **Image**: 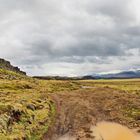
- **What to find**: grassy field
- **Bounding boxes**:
[42,79,140,139]
[0,69,140,139]
[78,79,140,121]
[0,69,56,140]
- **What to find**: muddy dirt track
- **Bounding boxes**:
[44,87,140,140]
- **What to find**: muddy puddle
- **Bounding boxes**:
[92,122,140,140]
[58,122,140,140]
[58,135,75,140]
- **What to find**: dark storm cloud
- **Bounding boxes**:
[29,38,125,57]
[0,0,140,75]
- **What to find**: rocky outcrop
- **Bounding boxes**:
[0,58,26,75]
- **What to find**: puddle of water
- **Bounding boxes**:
[58,122,140,140]
[92,122,140,140]
[57,134,75,140]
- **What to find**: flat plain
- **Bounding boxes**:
[0,69,140,139]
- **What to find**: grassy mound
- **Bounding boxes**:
[0,69,55,140]
[0,69,26,80]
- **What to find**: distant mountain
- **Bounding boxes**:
[93,70,140,79]
[34,70,140,80]
[33,76,83,80]
[0,58,26,75]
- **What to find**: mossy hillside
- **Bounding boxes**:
[0,69,27,80]
[0,58,26,75]
[0,69,56,140]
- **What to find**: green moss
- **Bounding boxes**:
[0,70,56,140]
[0,69,27,80]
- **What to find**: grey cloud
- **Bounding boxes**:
[0,0,140,75]
[86,0,134,22]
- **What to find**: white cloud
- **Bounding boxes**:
[0,0,140,76]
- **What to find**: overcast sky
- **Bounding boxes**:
[0,0,140,76]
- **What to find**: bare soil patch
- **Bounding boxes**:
[44,86,140,140]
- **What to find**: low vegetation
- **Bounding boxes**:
[0,68,140,139]
[77,79,140,123]
[0,69,56,140]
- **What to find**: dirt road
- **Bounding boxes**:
[44,87,140,140]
